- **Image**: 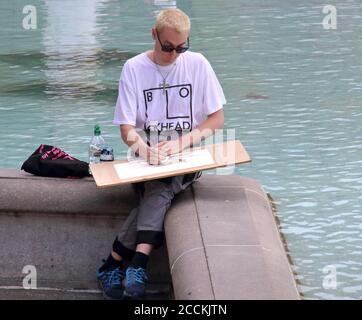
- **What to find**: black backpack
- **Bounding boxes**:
[21,144,91,178]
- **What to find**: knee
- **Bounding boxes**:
[143,180,175,199]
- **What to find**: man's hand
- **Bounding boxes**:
[156,139,184,157]
[120,125,168,165]
[146,146,169,165]
[157,109,225,153]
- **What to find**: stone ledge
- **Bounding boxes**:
[0,169,170,299]
[165,174,300,300]
[0,169,138,216]
[0,169,300,300]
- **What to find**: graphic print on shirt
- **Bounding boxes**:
[143,84,193,132]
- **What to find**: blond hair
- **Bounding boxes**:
[155,8,191,34]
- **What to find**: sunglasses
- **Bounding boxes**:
[156,29,189,53]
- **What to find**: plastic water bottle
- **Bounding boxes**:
[89,124,105,165]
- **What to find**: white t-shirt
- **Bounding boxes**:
[113,51,226,133]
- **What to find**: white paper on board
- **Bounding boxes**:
[114,149,215,180]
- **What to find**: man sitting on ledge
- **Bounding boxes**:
[96,8,225,300]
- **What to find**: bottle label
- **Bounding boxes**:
[100,146,114,161]
[90,144,102,156]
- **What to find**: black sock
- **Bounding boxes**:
[100,253,123,272]
[129,252,149,269]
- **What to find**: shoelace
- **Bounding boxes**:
[106,268,123,287]
[126,267,147,285]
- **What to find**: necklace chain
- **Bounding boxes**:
[153,52,177,94]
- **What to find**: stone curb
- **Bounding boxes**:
[165,174,300,300]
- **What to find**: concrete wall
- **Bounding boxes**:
[165,175,300,300]
[0,169,300,300]
[0,169,171,299]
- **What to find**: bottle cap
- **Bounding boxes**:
[94,124,101,136]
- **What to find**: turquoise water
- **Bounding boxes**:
[1,0,362,299]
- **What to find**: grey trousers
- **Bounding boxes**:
[116,172,201,251]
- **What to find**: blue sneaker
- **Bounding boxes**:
[96,266,124,300]
[123,266,148,299]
